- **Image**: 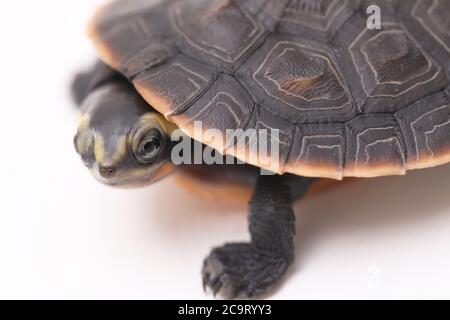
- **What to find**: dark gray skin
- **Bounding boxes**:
[72,61,314,299]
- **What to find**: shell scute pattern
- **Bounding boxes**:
[237,35,356,124]
[278,0,357,41]
[169,0,267,69]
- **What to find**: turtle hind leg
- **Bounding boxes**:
[71,60,124,106]
[202,174,314,299]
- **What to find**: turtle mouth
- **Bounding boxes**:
[90,162,175,188]
[92,170,157,188]
[96,177,153,188]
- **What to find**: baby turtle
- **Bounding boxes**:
[73,0,450,298]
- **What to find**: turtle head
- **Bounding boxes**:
[74,83,177,187]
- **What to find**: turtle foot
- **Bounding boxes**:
[202,243,289,299]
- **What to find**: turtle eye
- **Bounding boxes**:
[134,129,164,164]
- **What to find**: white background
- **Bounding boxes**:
[0,0,450,300]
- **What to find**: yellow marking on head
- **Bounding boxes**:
[75,114,95,157]
[109,136,128,166]
[76,130,94,156]
[94,134,129,167]
[93,134,106,164]
[123,162,176,184]
[139,113,178,136]
[77,113,91,130]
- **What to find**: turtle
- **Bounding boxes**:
[72,0,450,299]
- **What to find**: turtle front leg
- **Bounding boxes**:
[202,174,313,299]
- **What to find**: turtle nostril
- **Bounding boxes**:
[99,166,116,178]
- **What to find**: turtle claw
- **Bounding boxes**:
[202,270,210,292]
[212,279,223,297]
[202,252,237,299]
[201,243,289,299]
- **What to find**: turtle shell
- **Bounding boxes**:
[88,0,450,180]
